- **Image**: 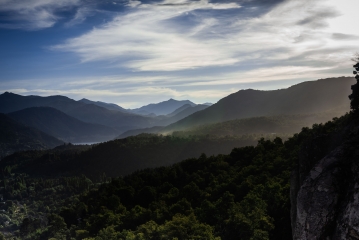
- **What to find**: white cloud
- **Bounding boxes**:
[52,0,242,70]
[52,0,359,74]
[0,0,80,30]
[65,6,94,27]
[127,0,141,8]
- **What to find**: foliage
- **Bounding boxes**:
[350,54,359,112]
[0,111,358,239]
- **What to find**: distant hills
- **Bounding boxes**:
[79,98,128,113]
[8,107,119,142]
[0,113,63,157]
[0,92,157,133]
[162,77,354,132]
[0,77,354,147]
[117,104,210,138]
[0,93,206,135]
[128,98,196,116]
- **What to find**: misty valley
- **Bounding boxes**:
[0,74,359,239]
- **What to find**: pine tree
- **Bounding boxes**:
[349,54,359,112]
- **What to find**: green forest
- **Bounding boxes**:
[0,110,358,239]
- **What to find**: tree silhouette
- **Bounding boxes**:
[349,54,359,112]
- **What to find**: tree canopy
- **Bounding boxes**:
[350,54,359,112]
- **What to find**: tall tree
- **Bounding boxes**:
[349,54,359,112]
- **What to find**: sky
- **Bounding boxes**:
[0,0,358,108]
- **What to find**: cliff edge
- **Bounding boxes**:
[291,113,359,239]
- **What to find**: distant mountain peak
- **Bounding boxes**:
[2,91,15,96]
[128,98,197,116]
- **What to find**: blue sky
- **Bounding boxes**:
[0,0,358,108]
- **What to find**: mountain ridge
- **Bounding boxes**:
[162,77,354,132]
[128,98,197,116]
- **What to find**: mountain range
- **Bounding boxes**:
[117,77,354,138]
[128,99,197,116]
[0,93,208,138]
[0,77,354,154]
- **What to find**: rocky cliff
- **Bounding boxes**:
[291,113,359,239]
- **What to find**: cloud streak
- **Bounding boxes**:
[0,0,83,30]
[52,0,359,74]
[1,0,359,107]
[52,0,242,70]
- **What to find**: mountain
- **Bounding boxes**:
[156,104,209,125]
[166,104,192,117]
[0,92,83,114]
[79,98,128,113]
[0,92,156,133]
[0,113,63,157]
[8,107,120,143]
[63,103,157,132]
[129,98,196,116]
[162,77,354,132]
[117,104,209,138]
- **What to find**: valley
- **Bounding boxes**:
[0,76,357,239]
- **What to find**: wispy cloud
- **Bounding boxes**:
[0,0,81,30]
[1,0,358,107]
[52,0,359,74]
[52,0,242,71]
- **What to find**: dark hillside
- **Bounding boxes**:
[0,113,63,157]
[171,111,345,138]
[8,107,120,142]
[0,133,283,178]
[1,111,359,239]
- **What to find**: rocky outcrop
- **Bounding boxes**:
[291,125,359,239]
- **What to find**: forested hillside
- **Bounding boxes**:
[0,110,357,239]
[170,112,344,137]
[1,133,285,178]
[0,114,63,158]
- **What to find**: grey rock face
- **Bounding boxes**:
[291,146,359,239]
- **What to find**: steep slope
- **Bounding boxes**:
[8,107,120,142]
[79,98,128,113]
[289,113,359,239]
[0,113,63,157]
[129,98,196,116]
[164,77,354,132]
